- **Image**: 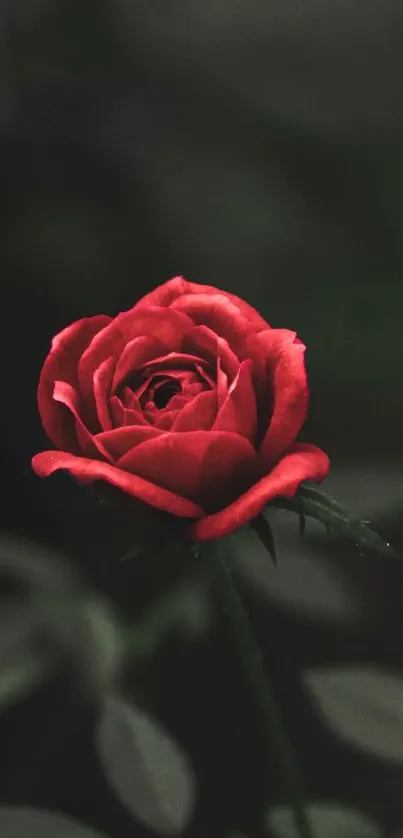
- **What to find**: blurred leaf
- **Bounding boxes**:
[0,604,43,666]
[97,696,196,834]
[0,534,125,701]
[174,583,212,640]
[267,803,381,838]
[120,556,213,665]
[0,653,53,712]
[303,666,403,764]
[0,593,121,702]
[0,534,78,594]
[230,519,364,626]
[78,598,122,694]
[0,807,109,838]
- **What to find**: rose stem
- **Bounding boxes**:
[197,541,313,838]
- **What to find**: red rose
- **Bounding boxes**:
[32,277,329,541]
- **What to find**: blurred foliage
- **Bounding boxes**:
[0,502,403,835]
[0,531,213,708]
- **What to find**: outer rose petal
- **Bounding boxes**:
[154,409,181,430]
[135,276,270,331]
[157,393,188,412]
[188,443,330,541]
[93,357,115,431]
[258,338,309,470]
[171,293,257,356]
[38,315,111,451]
[31,451,204,518]
[172,293,268,398]
[213,360,257,443]
[138,352,209,374]
[172,390,218,432]
[109,395,148,427]
[95,425,162,460]
[117,430,257,511]
[257,328,299,358]
[112,335,168,392]
[53,381,113,462]
[182,325,239,380]
[217,357,229,406]
[77,306,194,421]
[122,387,142,410]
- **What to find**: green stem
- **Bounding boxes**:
[202,541,313,838]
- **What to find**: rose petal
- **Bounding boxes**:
[135,276,270,330]
[172,390,218,432]
[53,381,113,462]
[195,362,216,389]
[160,394,189,412]
[139,352,208,374]
[31,451,203,518]
[109,395,147,428]
[78,306,193,418]
[182,325,239,381]
[121,387,141,410]
[172,295,267,398]
[171,293,255,356]
[213,360,257,443]
[117,430,256,510]
[125,409,150,426]
[189,443,330,541]
[154,410,180,430]
[180,379,206,398]
[257,328,299,357]
[38,315,111,451]
[95,425,163,460]
[258,338,309,469]
[133,276,192,308]
[94,357,115,432]
[112,335,168,392]
[217,357,229,407]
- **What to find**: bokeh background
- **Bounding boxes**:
[2,1,403,836]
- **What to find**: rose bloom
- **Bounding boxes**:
[32,277,329,541]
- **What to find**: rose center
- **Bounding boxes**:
[151,377,181,408]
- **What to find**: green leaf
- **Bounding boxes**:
[0,654,53,712]
[267,803,381,838]
[303,666,403,764]
[271,484,402,559]
[77,598,122,695]
[0,807,109,838]
[97,697,196,834]
[0,533,78,593]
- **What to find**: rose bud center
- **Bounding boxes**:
[145,376,182,409]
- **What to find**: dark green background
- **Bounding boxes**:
[2,1,403,836]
